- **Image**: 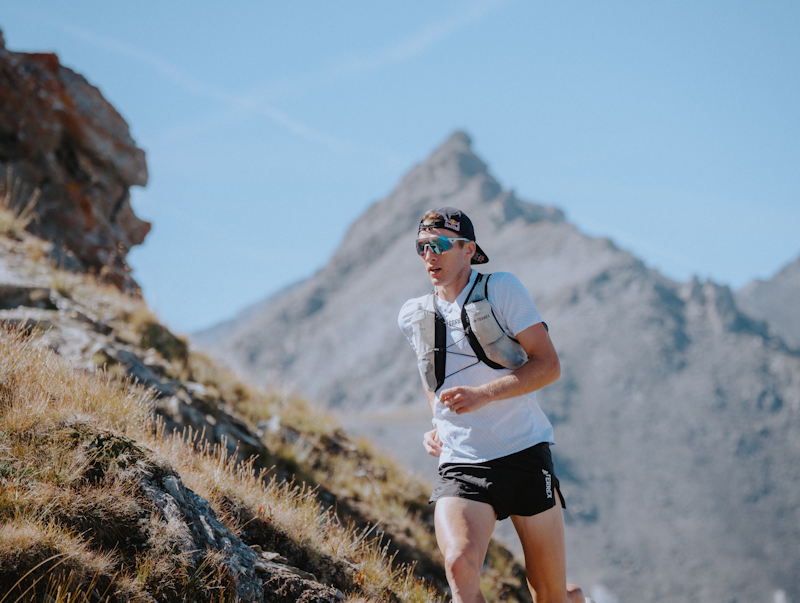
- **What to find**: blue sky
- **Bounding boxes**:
[3,1,799,333]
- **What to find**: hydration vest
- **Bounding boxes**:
[410,273,537,392]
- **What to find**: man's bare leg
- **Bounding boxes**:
[434,497,497,603]
[511,504,585,603]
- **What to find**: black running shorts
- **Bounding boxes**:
[429,442,565,521]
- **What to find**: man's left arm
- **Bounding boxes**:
[438,322,560,414]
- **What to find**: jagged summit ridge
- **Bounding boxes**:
[420,131,564,228]
[425,130,488,181]
[736,252,800,349]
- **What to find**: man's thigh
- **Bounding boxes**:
[434,497,496,563]
[510,505,568,597]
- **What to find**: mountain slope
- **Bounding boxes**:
[197,131,800,603]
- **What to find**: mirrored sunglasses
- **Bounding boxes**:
[415,236,471,256]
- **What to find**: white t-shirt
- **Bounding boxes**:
[398,269,555,464]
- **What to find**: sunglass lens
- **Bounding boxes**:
[434,238,453,253]
[415,237,452,256]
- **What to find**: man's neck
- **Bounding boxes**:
[436,267,472,303]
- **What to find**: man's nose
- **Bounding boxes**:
[423,246,437,261]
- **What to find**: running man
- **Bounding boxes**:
[398,207,587,603]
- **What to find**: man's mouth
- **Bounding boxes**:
[428,266,442,277]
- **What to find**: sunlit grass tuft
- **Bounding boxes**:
[0,167,40,237]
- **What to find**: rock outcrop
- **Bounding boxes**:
[137,464,338,603]
[736,252,800,349]
[0,231,267,469]
[0,29,149,290]
[196,131,800,603]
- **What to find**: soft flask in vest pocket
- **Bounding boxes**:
[464,298,528,369]
[410,308,442,392]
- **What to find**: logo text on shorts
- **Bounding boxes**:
[542,469,552,499]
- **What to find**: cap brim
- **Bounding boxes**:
[471,244,489,264]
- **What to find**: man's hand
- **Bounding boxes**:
[436,323,560,412]
[423,426,443,456]
[439,385,490,414]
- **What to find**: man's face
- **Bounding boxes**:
[417,226,475,288]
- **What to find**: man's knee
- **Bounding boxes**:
[443,549,481,586]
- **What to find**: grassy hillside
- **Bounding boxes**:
[0,191,530,601]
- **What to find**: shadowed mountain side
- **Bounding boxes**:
[736,252,800,350]
[194,131,800,603]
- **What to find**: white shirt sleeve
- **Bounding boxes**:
[486,272,543,338]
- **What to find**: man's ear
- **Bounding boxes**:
[466,241,476,260]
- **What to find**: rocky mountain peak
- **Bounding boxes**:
[0,29,149,291]
[381,130,499,224]
[426,129,487,178]
[402,131,565,228]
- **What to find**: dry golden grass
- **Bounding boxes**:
[47,268,145,330]
[0,520,145,602]
[0,167,40,237]
[187,352,338,437]
[0,325,441,602]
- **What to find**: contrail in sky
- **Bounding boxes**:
[56,23,352,152]
[56,0,508,154]
[327,0,510,79]
[252,0,512,102]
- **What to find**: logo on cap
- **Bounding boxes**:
[444,218,460,231]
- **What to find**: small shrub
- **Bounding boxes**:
[140,322,189,366]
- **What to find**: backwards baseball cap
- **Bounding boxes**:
[418,206,489,264]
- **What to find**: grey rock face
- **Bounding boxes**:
[736,253,800,349]
[197,131,800,603]
[140,468,341,602]
[139,470,264,602]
